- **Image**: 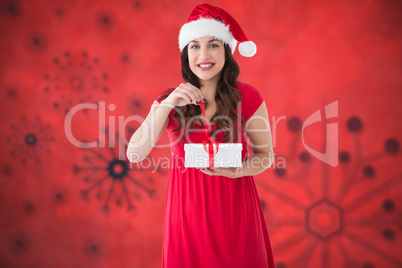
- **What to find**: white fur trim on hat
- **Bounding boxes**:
[179,18,238,54]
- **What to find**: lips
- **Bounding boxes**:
[197,62,215,71]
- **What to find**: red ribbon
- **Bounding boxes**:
[200,102,219,168]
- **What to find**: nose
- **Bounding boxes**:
[199,46,210,60]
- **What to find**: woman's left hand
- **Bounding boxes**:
[197,167,242,179]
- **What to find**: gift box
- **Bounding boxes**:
[184,143,243,168]
[184,102,243,168]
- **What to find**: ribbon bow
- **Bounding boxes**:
[200,102,219,168]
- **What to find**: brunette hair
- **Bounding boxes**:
[157,43,244,142]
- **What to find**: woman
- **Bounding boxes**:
[127,4,275,268]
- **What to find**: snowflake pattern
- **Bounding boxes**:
[257,116,401,268]
[73,126,157,212]
[43,51,109,116]
[6,116,55,164]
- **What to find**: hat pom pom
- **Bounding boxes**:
[239,41,257,57]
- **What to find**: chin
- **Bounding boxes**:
[198,76,213,81]
[196,73,221,82]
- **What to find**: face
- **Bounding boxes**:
[187,36,226,85]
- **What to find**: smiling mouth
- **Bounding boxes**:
[197,63,215,71]
[198,63,214,67]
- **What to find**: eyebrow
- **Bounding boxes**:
[189,38,219,43]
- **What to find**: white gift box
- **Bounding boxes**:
[184,143,243,168]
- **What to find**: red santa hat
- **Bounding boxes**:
[178,3,257,57]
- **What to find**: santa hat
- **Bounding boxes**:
[178,3,257,57]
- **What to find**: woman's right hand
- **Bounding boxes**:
[162,83,205,107]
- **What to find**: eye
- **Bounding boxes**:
[190,44,199,49]
[209,44,219,48]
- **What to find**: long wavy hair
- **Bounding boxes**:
[157,43,244,142]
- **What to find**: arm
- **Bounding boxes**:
[239,101,274,176]
[126,83,205,163]
[126,100,172,163]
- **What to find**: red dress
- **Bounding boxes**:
[155,81,275,268]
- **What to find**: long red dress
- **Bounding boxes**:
[155,81,275,268]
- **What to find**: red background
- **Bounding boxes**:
[1,0,401,267]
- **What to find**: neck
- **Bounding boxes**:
[199,77,219,103]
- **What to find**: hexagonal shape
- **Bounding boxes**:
[306,199,343,239]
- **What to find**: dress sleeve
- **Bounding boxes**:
[241,85,264,122]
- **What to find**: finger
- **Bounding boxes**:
[199,167,215,176]
[184,83,204,103]
[198,168,210,175]
[174,88,195,104]
[179,84,200,104]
